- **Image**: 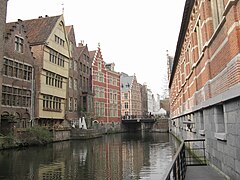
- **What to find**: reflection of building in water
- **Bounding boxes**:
[122,141,144,179]
[72,147,87,166]
[94,137,123,180]
[38,162,65,180]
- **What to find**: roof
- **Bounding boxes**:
[120,74,134,93]
[5,22,18,39]
[76,46,85,55]
[89,50,96,60]
[169,0,194,88]
[22,15,61,45]
[65,25,72,33]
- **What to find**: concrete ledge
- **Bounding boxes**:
[214,132,227,141]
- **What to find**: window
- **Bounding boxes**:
[187,44,192,69]
[124,102,129,109]
[74,79,77,90]
[214,104,226,140]
[199,110,205,136]
[95,102,105,117]
[2,86,31,107]
[98,61,102,71]
[195,20,203,56]
[110,104,118,117]
[69,59,73,69]
[124,93,128,100]
[74,98,77,111]
[79,62,82,71]
[113,77,117,86]
[46,71,63,88]
[99,72,104,82]
[55,35,65,46]
[69,77,73,88]
[74,60,77,71]
[3,58,32,81]
[50,49,57,64]
[49,49,65,67]
[99,87,105,98]
[211,0,224,30]
[15,36,23,53]
[43,95,62,111]
[69,97,72,111]
[95,86,99,98]
[109,76,113,85]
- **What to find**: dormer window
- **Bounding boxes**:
[15,36,23,53]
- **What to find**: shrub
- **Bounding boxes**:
[26,126,52,144]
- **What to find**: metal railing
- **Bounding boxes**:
[162,141,187,180]
[163,139,206,180]
[184,139,207,166]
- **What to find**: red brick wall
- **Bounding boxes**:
[170,0,240,117]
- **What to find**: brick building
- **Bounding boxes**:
[65,26,94,128]
[120,73,142,118]
[0,0,8,130]
[169,0,240,179]
[76,41,94,127]
[1,20,35,133]
[91,45,121,127]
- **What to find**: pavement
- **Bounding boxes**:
[185,166,228,180]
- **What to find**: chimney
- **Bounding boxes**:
[78,40,84,47]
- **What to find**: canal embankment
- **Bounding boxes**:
[0,118,169,150]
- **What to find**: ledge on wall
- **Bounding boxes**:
[214,132,227,141]
[199,129,205,136]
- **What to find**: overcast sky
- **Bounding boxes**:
[6,0,186,95]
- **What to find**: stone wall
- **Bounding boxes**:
[170,96,240,179]
[152,118,169,132]
[52,130,70,142]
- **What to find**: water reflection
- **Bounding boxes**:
[0,132,179,180]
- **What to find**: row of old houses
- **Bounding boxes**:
[0,1,166,134]
[168,0,240,179]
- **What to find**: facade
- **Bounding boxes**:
[147,89,154,115]
[169,0,240,179]
[65,25,79,123]
[22,15,70,128]
[77,42,94,126]
[1,20,35,134]
[120,73,142,118]
[0,0,8,129]
[140,83,148,116]
[91,46,121,124]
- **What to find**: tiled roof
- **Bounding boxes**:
[89,50,96,60]
[22,15,61,45]
[76,46,85,55]
[65,25,72,33]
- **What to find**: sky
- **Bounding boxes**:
[6,0,186,96]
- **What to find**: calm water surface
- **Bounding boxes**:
[0,132,179,180]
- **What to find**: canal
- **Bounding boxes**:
[0,132,179,180]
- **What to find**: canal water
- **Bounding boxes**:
[0,132,179,180]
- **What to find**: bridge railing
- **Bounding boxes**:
[121,115,155,120]
[163,139,206,180]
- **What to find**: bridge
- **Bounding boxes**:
[121,116,168,132]
[121,117,156,124]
